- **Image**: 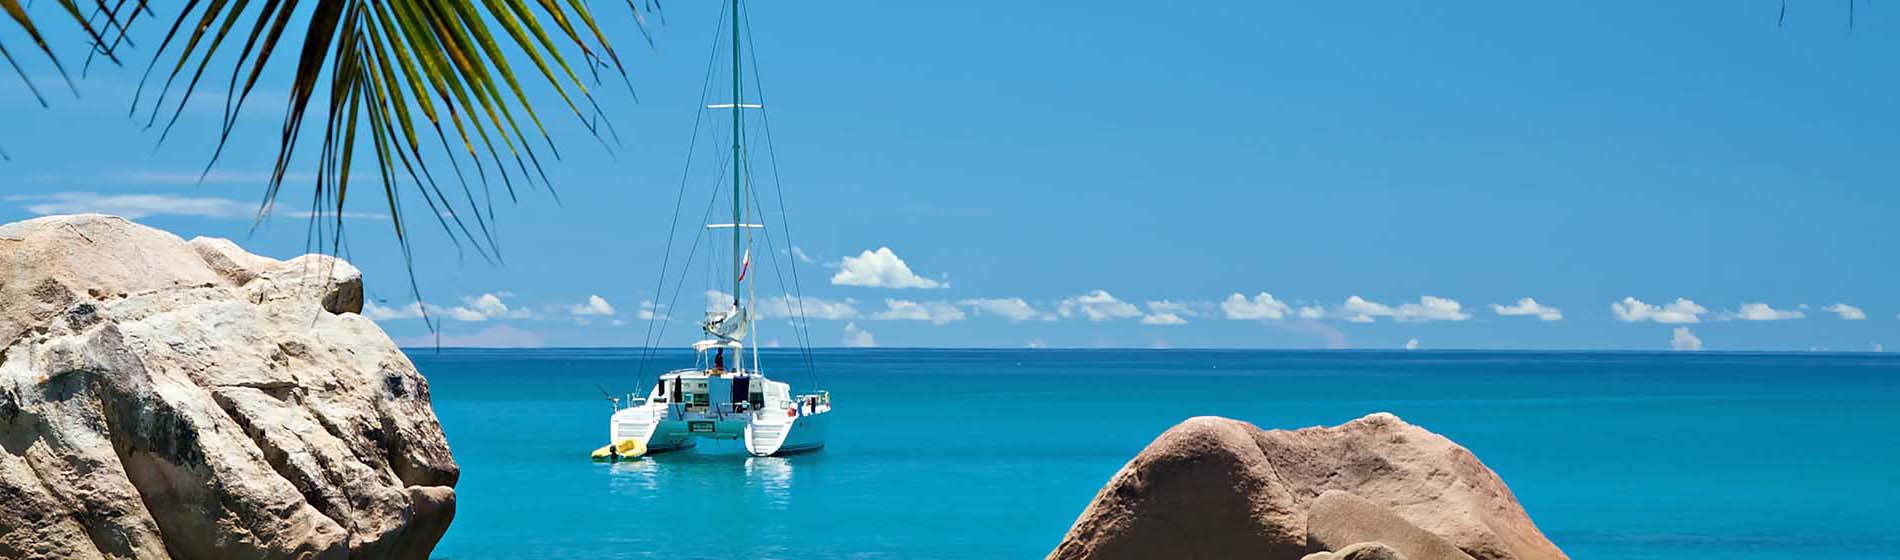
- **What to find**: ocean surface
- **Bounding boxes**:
[418,349,1900,559]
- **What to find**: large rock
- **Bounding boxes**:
[0,214,456,559]
[1048,413,1565,560]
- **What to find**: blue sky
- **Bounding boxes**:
[3,1,1896,350]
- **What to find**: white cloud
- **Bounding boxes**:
[871,299,967,325]
[959,298,1055,322]
[790,246,817,264]
[1724,302,1804,321]
[841,323,877,347]
[1221,292,1291,320]
[8,192,253,219]
[466,294,511,319]
[362,301,424,320]
[706,290,860,320]
[569,295,615,317]
[636,301,668,320]
[1670,327,1703,351]
[438,293,531,322]
[1404,338,1421,350]
[1141,300,1195,325]
[1140,313,1186,325]
[1822,303,1867,320]
[1612,297,1706,324]
[830,247,944,289]
[1057,290,1144,321]
[1338,295,1471,323]
[1026,339,1047,349]
[1297,306,1326,319]
[5,192,383,220]
[763,295,860,320]
[1491,297,1563,321]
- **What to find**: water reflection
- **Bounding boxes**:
[601,449,799,510]
[745,456,794,507]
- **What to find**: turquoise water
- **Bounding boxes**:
[420,349,1900,559]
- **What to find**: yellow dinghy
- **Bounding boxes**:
[590,439,646,461]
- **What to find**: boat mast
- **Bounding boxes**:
[730,0,746,371]
[729,0,744,313]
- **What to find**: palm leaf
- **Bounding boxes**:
[4,0,657,263]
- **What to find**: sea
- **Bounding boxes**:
[418,348,1900,559]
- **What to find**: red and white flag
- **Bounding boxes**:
[736,249,751,282]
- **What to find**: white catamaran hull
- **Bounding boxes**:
[609,402,828,457]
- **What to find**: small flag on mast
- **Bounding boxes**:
[737,250,751,283]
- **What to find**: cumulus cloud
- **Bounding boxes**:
[440,293,526,321]
[706,290,860,320]
[1141,300,1195,325]
[841,323,877,347]
[636,301,668,320]
[1822,303,1867,320]
[362,301,424,321]
[1612,297,1706,324]
[1724,302,1804,321]
[871,299,967,324]
[1491,297,1563,321]
[372,293,529,322]
[1338,296,1470,323]
[1670,327,1703,351]
[959,298,1055,322]
[830,247,945,289]
[1057,290,1144,321]
[1404,338,1421,350]
[1221,292,1292,320]
[569,295,615,317]
[767,295,861,320]
[1297,306,1326,319]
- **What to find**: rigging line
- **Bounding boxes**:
[743,8,819,384]
[635,0,736,389]
[646,151,735,381]
[744,150,818,372]
[735,100,819,368]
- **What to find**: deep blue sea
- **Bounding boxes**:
[417,349,1900,559]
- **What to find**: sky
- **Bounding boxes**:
[2,1,1896,351]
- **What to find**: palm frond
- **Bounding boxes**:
[3,0,656,263]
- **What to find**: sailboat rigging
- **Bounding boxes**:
[594,0,831,460]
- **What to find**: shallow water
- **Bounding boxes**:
[419,348,1900,559]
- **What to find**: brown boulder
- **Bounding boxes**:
[1048,413,1565,560]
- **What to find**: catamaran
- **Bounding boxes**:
[594,0,830,460]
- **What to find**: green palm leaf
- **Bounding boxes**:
[2,0,653,265]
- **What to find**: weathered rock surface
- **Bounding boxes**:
[1047,413,1565,560]
[1308,490,1474,560]
[1302,542,1409,560]
[0,214,456,559]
